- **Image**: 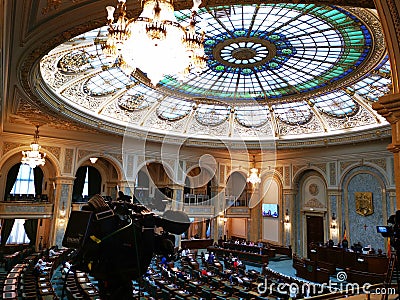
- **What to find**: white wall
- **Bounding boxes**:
[262,179,279,242]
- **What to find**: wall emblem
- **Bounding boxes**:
[309,183,319,196]
[355,192,374,216]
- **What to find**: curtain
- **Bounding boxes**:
[5,163,21,200]
[72,167,87,201]
[206,219,210,238]
[24,219,38,246]
[88,166,101,197]
[33,167,44,195]
[1,219,15,246]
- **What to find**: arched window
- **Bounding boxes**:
[5,163,44,201]
[6,219,30,244]
[11,164,35,195]
[72,166,101,202]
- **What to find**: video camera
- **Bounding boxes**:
[377,210,400,250]
[62,194,190,282]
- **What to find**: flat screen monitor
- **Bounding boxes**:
[262,203,279,218]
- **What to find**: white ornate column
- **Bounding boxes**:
[372,0,400,208]
[170,184,185,247]
[48,176,75,248]
[211,186,225,242]
[283,189,296,250]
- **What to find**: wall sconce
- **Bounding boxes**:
[89,157,98,164]
[219,212,228,225]
[330,213,337,229]
[284,209,290,223]
[284,209,290,230]
[60,202,66,218]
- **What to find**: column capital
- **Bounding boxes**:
[53,176,76,185]
[372,93,400,124]
[327,189,343,197]
[283,189,296,196]
[168,184,185,190]
[211,185,226,192]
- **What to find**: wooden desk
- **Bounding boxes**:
[39,287,54,296]
[181,239,214,249]
[174,289,191,298]
[85,288,99,296]
[2,285,16,293]
[3,279,17,285]
[309,245,389,273]
[208,246,269,264]
[77,277,89,283]
[81,283,94,290]
[2,291,17,299]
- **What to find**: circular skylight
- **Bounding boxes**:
[39,3,390,144]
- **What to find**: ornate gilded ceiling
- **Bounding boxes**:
[33,3,391,145]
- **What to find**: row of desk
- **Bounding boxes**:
[221,242,276,257]
[309,245,389,274]
[145,267,268,300]
[207,246,269,264]
[2,263,26,299]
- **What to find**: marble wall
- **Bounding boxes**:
[342,166,387,252]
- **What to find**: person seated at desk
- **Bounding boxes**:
[207,252,215,264]
[261,262,269,275]
[353,242,363,253]
[341,238,349,249]
[48,246,60,257]
[180,246,188,258]
[62,260,71,275]
[33,259,48,276]
[229,273,243,284]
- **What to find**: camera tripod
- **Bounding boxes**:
[382,251,400,300]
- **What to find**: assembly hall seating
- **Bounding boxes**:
[308,244,388,284]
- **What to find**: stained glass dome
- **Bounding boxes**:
[39,3,390,145]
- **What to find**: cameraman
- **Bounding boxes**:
[63,194,190,300]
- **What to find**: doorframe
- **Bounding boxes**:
[301,210,327,258]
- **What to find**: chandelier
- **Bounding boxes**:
[21,126,46,169]
[103,0,207,85]
[247,155,261,185]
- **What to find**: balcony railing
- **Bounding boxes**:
[0,201,54,218]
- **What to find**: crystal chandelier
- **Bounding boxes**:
[21,126,46,168]
[103,0,207,85]
[247,155,261,185]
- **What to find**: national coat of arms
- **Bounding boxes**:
[355,192,373,216]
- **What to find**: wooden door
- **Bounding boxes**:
[306,215,324,258]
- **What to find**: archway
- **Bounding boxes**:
[226,171,250,207]
[135,162,173,211]
[72,166,102,202]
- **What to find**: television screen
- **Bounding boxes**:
[262,204,279,218]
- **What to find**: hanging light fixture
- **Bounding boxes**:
[102,0,207,85]
[247,155,261,185]
[21,126,46,169]
[89,157,99,164]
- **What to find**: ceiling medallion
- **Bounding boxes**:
[209,31,294,75]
